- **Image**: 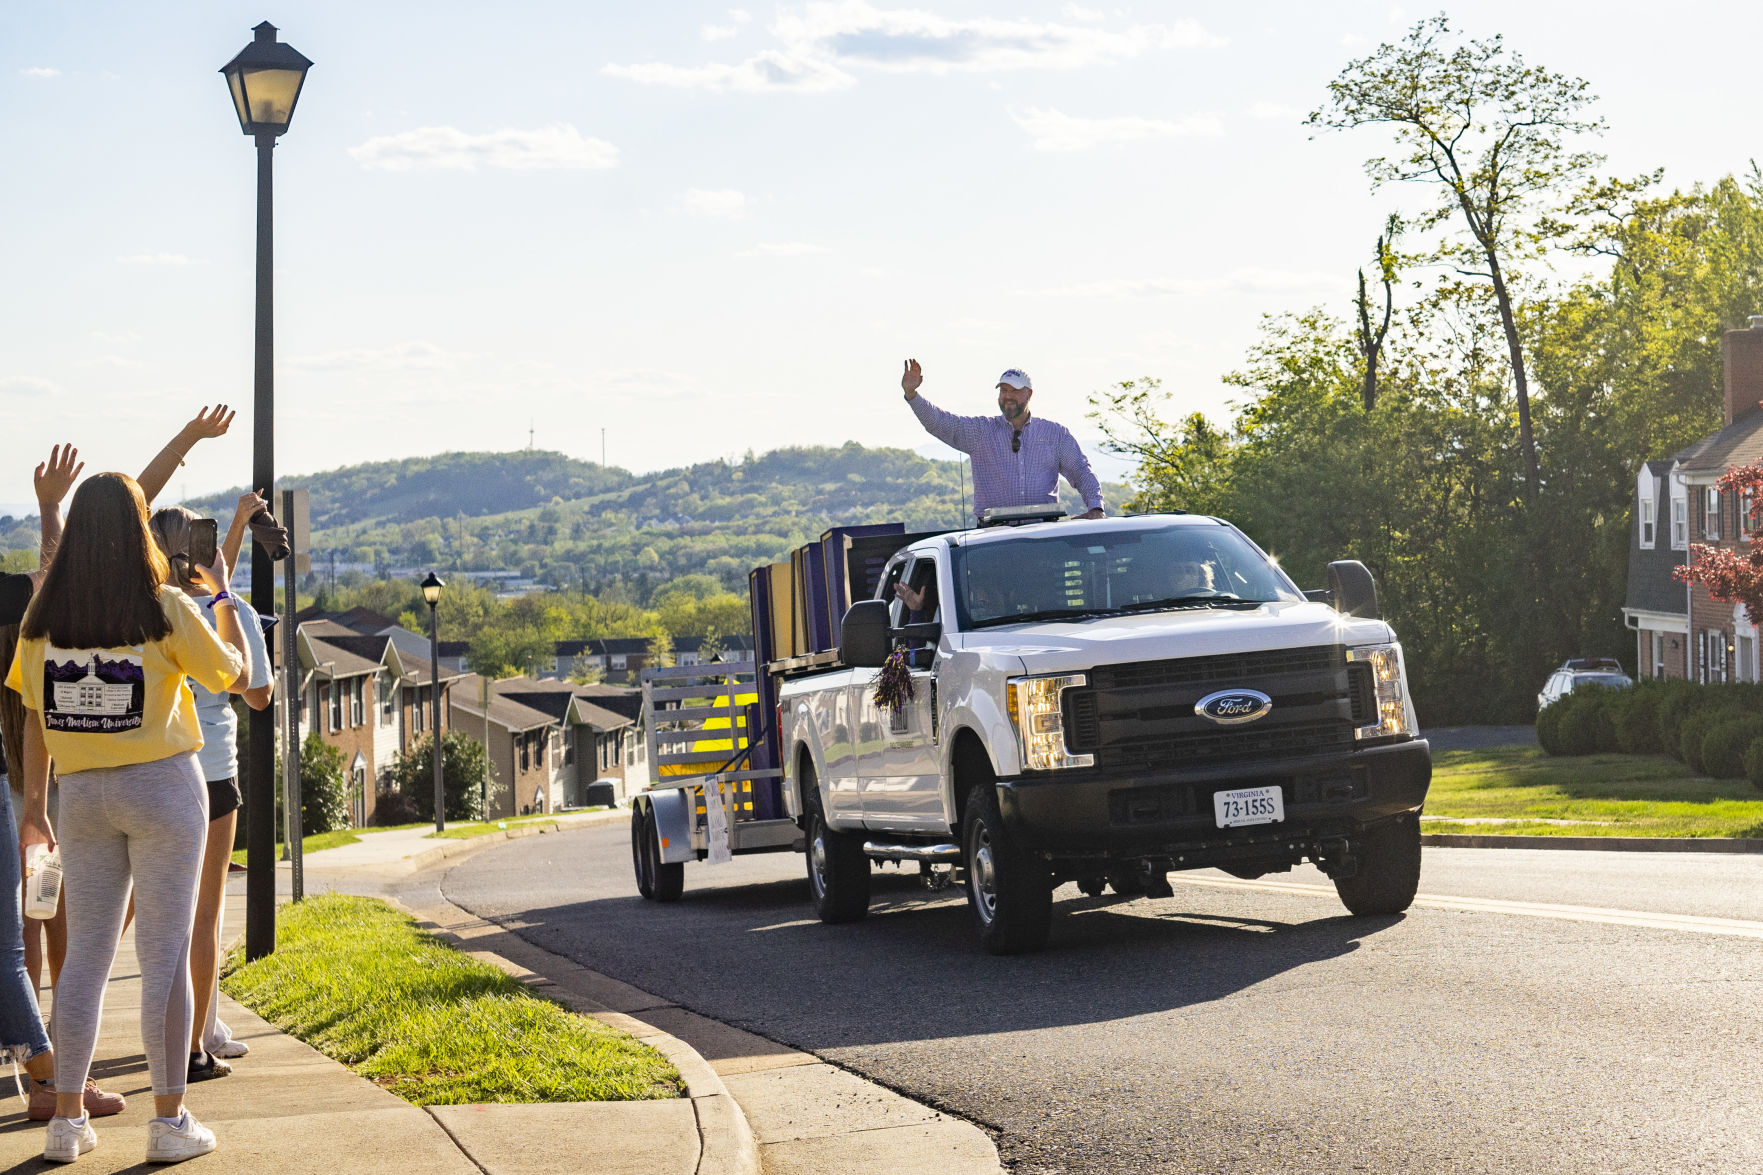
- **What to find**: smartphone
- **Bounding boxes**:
[188,518,219,573]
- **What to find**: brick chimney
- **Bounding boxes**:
[1724,316,1763,425]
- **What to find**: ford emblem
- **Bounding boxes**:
[1195,689,1273,726]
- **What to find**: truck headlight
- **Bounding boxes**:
[1346,643,1414,740]
[1008,674,1095,770]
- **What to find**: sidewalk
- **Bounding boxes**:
[2,813,1003,1174]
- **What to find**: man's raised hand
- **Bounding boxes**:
[901,358,923,397]
[186,404,237,439]
[34,444,84,508]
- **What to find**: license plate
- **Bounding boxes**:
[1213,785,1284,829]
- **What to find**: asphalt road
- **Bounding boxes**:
[444,830,1763,1174]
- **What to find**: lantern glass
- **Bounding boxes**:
[238,67,306,131]
[421,573,444,606]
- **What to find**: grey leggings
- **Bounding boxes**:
[54,753,207,1099]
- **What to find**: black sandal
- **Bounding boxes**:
[186,1051,232,1082]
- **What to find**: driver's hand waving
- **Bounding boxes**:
[901,358,923,400]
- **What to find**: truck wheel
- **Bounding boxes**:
[962,784,1052,955]
[804,778,869,923]
[1106,867,1144,897]
[1334,812,1422,916]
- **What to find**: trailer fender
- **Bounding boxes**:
[648,788,697,865]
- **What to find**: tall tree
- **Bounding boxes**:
[1309,15,1606,502]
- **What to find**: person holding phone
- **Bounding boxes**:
[11,472,246,1164]
[148,503,274,1079]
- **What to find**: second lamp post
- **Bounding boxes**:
[422,572,445,831]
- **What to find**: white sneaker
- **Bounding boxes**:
[206,1019,248,1058]
[44,1114,96,1163]
[146,1110,217,1164]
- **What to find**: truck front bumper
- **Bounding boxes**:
[995,738,1431,866]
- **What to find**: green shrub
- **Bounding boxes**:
[1744,737,1763,791]
[388,731,500,823]
[1701,716,1763,779]
[1657,684,1703,760]
[1679,705,1744,775]
[1555,688,1618,756]
[1536,696,1567,755]
[1611,685,1664,755]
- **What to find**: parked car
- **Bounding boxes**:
[1537,658,1634,710]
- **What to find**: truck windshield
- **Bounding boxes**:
[952,523,1303,629]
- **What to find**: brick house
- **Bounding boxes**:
[292,612,467,824]
[1623,318,1763,683]
[449,673,562,817]
[494,677,639,805]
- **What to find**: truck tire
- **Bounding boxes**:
[1334,812,1422,916]
[631,803,684,903]
[804,775,869,923]
[962,784,1052,955]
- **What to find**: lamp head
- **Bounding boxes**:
[421,572,444,606]
[220,21,313,136]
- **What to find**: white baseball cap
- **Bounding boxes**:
[997,369,1032,391]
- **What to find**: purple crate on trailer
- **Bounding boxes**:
[804,541,833,652]
[820,524,905,627]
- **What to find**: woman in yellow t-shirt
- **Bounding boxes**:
[9,473,246,1165]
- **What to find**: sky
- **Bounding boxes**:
[2,0,1760,513]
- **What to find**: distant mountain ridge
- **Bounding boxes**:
[3,444,1130,596]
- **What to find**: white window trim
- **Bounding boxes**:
[1640,497,1656,549]
[1705,487,1722,541]
[1672,499,1688,550]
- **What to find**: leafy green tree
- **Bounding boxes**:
[277,733,352,835]
[1309,14,1608,501]
[390,731,497,823]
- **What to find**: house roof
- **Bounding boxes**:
[570,683,643,723]
[1674,407,1763,476]
[493,677,635,730]
[1624,462,1688,618]
[294,606,400,635]
[302,634,381,678]
[448,673,557,733]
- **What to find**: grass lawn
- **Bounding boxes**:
[1427,746,1763,838]
[222,893,681,1105]
[229,829,359,867]
[425,813,583,840]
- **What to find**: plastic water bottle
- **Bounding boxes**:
[23,845,61,920]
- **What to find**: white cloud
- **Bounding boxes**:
[116,253,193,265]
[348,124,618,172]
[90,330,142,344]
[1340,33,1368,49]
[0,376,58,397]
[735,241,827,257]
[78,355,146,369]
[1246,101,1304,121]
[288,341,475,372]
[1388,6,1409,23]
[20,67,59,78]
[682,188,748,219]
[1011,107,1223,151]
[1061,3,1104,21]
[729,8,752,21]
[702,24,738,41]
[605,3,1225,92]
[1027,269,1341,298]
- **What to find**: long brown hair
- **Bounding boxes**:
[148,505,202,593]
[23,473,172,648]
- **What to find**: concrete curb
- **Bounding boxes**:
[1424,833,1763,853]
[385,890,761,1175]
[398,808,630,871]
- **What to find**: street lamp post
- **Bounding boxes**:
[222,20,312,962]
[422,572,445,832]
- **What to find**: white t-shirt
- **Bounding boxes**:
[190,594,273,783]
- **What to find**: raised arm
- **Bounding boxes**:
[137,404,236,505]
[901,359,980,452]
[223,489,268,572]
[33,443,83,569]
[1056,427,1105,520]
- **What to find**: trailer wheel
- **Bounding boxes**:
[1334,812,1422,916]
[631,803,684,903]
[804,770,869,923]
[962,783,1052,955]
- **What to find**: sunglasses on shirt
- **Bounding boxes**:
[1012,430,1021,454]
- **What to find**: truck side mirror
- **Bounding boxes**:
[1327,560,1379,619]
[841,600,891,668]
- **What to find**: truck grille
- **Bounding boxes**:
[1063,645,1355,771]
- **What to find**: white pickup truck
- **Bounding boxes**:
[776,512,1432,954]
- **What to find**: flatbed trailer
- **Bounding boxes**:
[628,523,928,899]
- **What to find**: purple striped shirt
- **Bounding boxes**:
[908,394,1104,522]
